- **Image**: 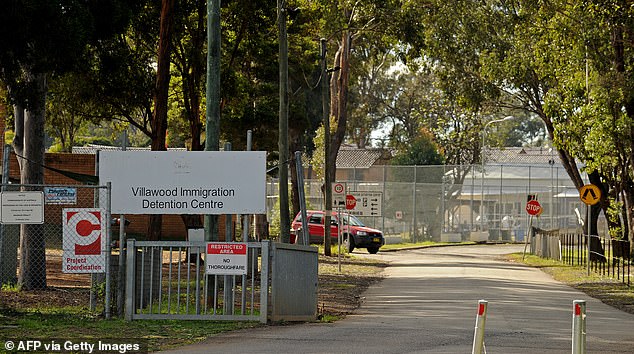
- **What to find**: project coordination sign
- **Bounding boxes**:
[99,151,266,214]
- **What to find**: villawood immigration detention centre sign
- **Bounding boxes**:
[98,151,266,215]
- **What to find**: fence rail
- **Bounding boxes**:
[532,228,631,286]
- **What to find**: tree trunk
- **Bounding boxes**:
[17,72,47,290]
[183,0,205,152]
[327,31,351,191]
[147,0,175,241]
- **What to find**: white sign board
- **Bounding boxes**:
[205,242,248,275]
[345,191,383,217]
[0,191,44,224]
[62,208,107,273]
[331,182,346,209]
[99,151,266,215]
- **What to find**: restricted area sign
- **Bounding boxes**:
[579,184,601,205]
[525,200,542,216]
[206,242,248,275]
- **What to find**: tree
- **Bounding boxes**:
[0,0,138,289]
[391,129,444,166]
[397,0,634,255]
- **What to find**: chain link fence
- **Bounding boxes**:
[269,164,594,243]
[0,184,111,311]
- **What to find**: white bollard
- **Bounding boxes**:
[572,300,587,354]
[472,300,488,354]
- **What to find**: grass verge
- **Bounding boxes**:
[0,250,387,351]
[507,253,634,314]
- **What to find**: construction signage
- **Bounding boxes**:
[62,208,107,273]
[205,242,248,275]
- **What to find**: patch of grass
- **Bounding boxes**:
[508,252,634,315]
[0,308,261,351]
[1,283,20,292]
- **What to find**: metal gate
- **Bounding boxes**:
[125,240,269,323]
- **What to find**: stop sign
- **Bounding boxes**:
[525,200,542,216]
[345,194,356,210]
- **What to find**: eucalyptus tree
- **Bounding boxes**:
[0,0,139,289]
[531,1,634,248]
[398,0,632,253]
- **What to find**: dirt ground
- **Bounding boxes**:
[0,254,386,319]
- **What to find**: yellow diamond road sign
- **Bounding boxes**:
[579,184,601,205]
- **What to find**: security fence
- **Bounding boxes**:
[268,164,588,242]
[0,184,112,313]
[532,228,631,286]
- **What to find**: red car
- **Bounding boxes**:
[291,210,384,254]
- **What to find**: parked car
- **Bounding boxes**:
[291,210,385,254]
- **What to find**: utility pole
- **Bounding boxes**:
[278,0,290,243]
[321,38,332,256]
[205,0,221,241]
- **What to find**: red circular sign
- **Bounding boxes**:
[345,194,356,210]
[525,200,542,216]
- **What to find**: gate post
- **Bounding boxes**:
[259,240,270,323]
[125,239,136,321]
[472,300,488,354]
[572,300,586,354]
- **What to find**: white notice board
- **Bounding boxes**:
[0,191,44,224]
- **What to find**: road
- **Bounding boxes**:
[161,244,634,353]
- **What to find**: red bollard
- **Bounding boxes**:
[472,300,488,354]
[572,300,586,354]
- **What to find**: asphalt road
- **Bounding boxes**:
[161,244,634,353]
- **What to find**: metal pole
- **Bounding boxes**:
[0,144,13,284]
[124,239,136,321]
[412,166,417,242]
[338,209,342,272]
[480,131,485,233]
[105,182,112,319]
[117,130,127,317]
[480,116,515,233]
[441,175,446,233]
[587,204,591,275]
[572,300,587,354]
[243,130,252,241]
[382,165,386,232]
[295,151,309,245]
[472,300,488,354]
[224,142,234,315]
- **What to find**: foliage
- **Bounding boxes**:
[390,129,444,166]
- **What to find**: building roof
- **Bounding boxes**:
[485,147,560,166]
[336,146,392,169]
